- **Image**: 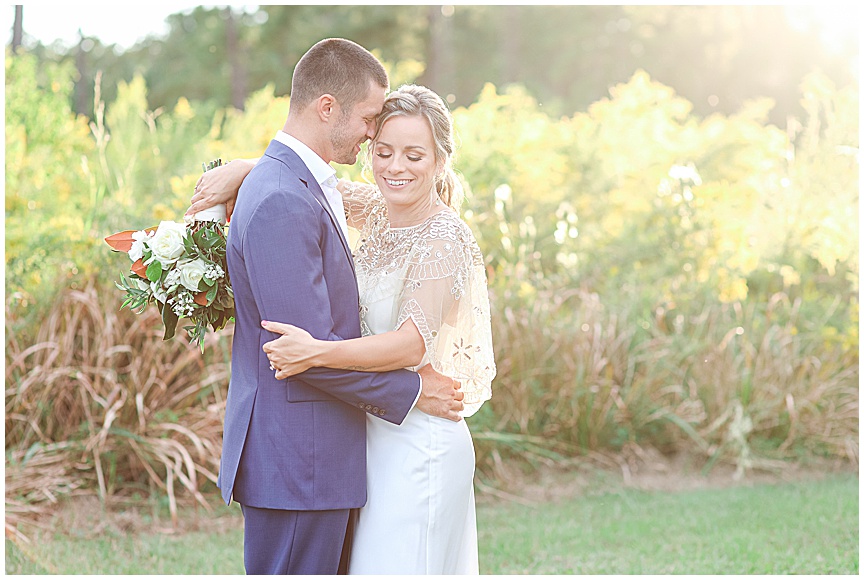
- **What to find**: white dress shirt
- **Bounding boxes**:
[273,131,349,239]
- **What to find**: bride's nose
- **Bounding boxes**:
[387,155,406,173]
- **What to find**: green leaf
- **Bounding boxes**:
[213,312,231,332]
[146,260,163,282]
[209,234,226,251]
[193,226,224,251]
[161,302,178,340]
[184,235,197,256]
[218,292,235,309]
[192,228,206,248]
[205,285,218,304]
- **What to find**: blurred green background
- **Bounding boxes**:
[5,5,858,532]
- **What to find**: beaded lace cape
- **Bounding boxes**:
[342,181,495,417]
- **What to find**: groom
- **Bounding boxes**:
[218,39,465,575]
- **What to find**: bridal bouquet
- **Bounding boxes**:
[105,159,233,349]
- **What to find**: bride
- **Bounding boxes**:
[190,84,495,574]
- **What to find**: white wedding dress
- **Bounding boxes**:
[341,183,496,575]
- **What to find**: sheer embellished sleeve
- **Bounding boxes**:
[394,214,496,417]
[339,179,387,231]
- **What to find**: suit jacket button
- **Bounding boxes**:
[372,406,379,413]
[365,404,372,411]
[358,402,365,409]
[378,409,386,416]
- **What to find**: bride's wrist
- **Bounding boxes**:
[234,158,256,171]
[311,339,335,368]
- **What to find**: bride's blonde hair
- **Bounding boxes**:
[368,84,464,210]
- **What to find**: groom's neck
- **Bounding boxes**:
[282,116,331,164]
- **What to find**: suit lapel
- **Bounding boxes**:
[305,179,356,276]
[263,140,356,275]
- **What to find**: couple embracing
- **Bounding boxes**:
[189,38,495,575]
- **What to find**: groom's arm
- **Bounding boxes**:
[243,186,421,424]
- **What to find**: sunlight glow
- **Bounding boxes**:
[784,4,861,54]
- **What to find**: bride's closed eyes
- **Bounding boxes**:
[375,151,423,162]
[376,151,424,162]
[375,139,428,162]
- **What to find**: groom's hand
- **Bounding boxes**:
[416,365,464,422]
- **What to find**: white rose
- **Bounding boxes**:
[128,230,152,263]
[150,280,168,303]
[164,267,182,291]
[147,221,187,267]
[178,258,208,292]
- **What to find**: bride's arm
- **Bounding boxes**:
[261,318,426,378]
[185,158,258,219]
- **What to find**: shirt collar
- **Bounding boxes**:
[274,130,336,188]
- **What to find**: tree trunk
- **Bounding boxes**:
[422,5,454,97]
[11,5,23,54]
[225,7,247,110]
[501,6,522,84]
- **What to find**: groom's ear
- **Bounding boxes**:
[316,94,337,123]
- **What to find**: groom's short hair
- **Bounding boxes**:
[290,38,389,114]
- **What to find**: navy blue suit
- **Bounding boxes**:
[217,140,420,574]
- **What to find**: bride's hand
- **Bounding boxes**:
[185,159,256,220]
[261,320,322,379]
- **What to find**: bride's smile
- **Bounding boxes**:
[384,178,413,187]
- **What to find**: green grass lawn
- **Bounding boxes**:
[479,474,858,574]
[6,474,857,574]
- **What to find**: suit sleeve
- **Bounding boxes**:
[242,187,420,424]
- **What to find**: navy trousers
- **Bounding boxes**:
[241,505,358,575]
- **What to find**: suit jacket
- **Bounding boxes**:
[217,139,421,510]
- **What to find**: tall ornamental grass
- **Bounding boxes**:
[5,286,231,534]
[473,285,857,481]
